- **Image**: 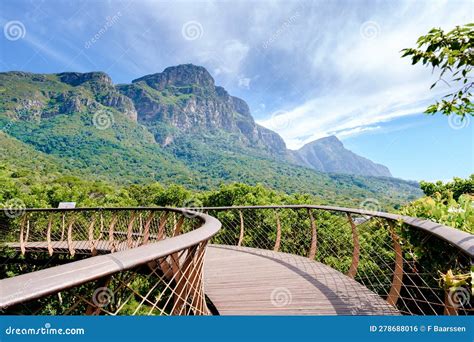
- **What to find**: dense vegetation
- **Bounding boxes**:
[0,68,423,207]
[0,26,472,315]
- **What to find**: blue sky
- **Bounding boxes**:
[0,0,472,181]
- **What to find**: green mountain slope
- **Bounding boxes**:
[0,67,422,207]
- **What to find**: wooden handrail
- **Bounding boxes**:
[11,205,473,257]
[199,205,474,258]
[0,209,221,309]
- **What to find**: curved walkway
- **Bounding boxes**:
[7,242,399,315]
[204,245,399,315]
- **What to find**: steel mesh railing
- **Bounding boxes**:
[0,208,220,315]
[205,206,473,316]
[0,205,472,316]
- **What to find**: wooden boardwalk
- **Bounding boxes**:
[6,242,399,315]
[204,245,399,315]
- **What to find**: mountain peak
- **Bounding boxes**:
[312,135,343,146]
[132,64,215,90]
[297,135,391,177]
[56,71,113,87]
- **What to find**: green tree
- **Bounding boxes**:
[401,24,474,118]
[419,174,474,201]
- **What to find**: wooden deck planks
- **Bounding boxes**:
[204,245,399,315]
[6,241,400,315]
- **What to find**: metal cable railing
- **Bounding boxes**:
[204,205,473,316]
[0,205,472,316]
[0,208,221,315]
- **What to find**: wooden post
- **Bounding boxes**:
[237,210,244,247]
[108,214,118,253]
[46,216,53,256]
[346,213,360,279]
[157,212,168,241]
[25,219,30,244]
[88,217,97,256]
[126,211,136,249]
[173,216,185,237]
[142,212,155,245]
[307,209,317,259]
[98,212,104,240]
[387,220,404,307]
[19,215,27,255]
[67,217,76,257]
[60,214,65,241]
[273,211,281,252]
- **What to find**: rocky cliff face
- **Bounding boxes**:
[0,65,393,178]
[296,135,392,177]
[56,72,137,121]
[0,71,137,121]
[117,64,287,155]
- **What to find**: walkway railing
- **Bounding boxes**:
[0,208,221,315]
[0,205,472,315]
[205,205,473,316]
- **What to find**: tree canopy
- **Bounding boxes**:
[402,24,474,118]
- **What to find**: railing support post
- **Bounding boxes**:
[273,210,281,252]
[46,216,53,256]
[307,208,317,259]
[108,214,118,253]
[142,211,155,245]
[346,213,360,279]
[19,214,28,255]
[88,217,97,256]
[60,214,65,241]
[67,217,76,257]
[157,212,168,240]
[387,220,404,307]
[237,210,244,247]
[127,211,136,249]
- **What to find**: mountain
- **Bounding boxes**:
[117,64,287,155]
[295,136,392,177]
[0,65,421,207]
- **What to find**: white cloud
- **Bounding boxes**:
[256,0,471,149]
[257,82,438,149]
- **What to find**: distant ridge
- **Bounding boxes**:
[0,64,420,205]
[295,135,392,177]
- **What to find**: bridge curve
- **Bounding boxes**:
[204,245,399,315]
[0,205,472,316]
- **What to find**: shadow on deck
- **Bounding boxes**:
[204,245,399,315]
